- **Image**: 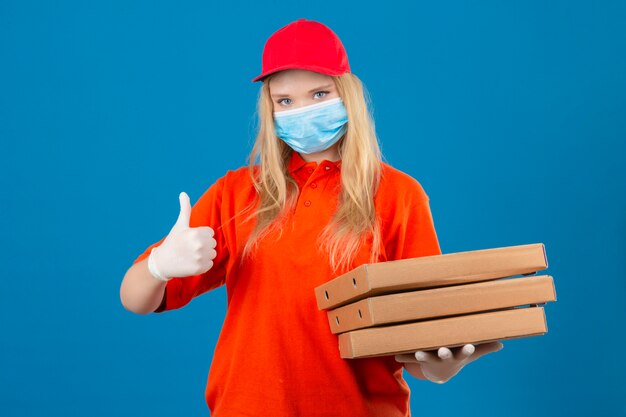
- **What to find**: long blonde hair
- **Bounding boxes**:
[237,72,383,275]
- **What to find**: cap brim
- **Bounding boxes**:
[251,64,348,83]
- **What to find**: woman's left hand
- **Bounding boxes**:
[395,341,504,384]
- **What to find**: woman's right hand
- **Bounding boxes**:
[148,192,218,281]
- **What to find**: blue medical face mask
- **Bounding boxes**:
[273,97,348,154]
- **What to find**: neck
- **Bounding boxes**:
[297,142,341,163]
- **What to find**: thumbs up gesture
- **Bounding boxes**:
[148,192,218,281]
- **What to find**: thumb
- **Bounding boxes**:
[173,191,192,229]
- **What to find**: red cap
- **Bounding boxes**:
[252,18,351,83]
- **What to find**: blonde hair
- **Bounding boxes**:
[237,72,383,275]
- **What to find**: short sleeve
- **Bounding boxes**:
[384,197,442,261]
[131,175,230,313]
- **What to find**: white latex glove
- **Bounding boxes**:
[147,192,217,281]
[395,341,504,384]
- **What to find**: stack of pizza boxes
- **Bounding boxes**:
[314,243,556,359]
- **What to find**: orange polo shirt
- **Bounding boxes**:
[132,150,442,416]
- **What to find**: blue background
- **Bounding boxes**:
[2,1,625,416]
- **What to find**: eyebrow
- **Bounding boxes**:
[270,84,334,98]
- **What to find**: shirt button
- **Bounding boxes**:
[324,166,330,171]
[307,167,314,173]
[304,200,311,207]
[310,182,317,189]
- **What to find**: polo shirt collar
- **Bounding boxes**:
[287,150,342,174]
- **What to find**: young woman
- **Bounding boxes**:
[120,18,503,417]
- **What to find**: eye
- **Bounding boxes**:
[314,91,330,99]
[278,98,293,106]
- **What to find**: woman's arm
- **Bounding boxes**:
[120,259,166,315]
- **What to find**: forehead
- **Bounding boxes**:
[268,69,333,93]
